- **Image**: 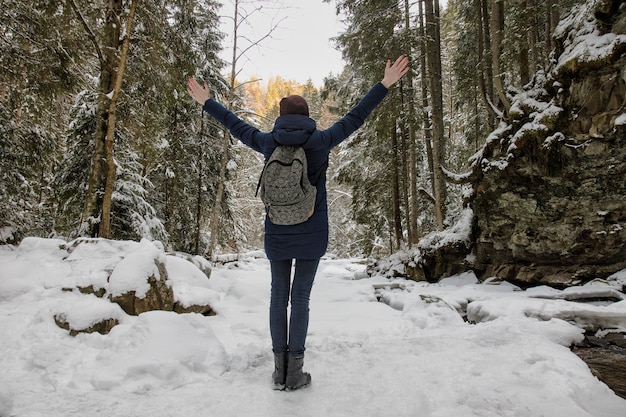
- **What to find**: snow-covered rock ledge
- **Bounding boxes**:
[373,269,626,333]
[2,237,218,335]
[373,268,626,400]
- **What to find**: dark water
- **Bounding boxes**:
[573,332,626,400]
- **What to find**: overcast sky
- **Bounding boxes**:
[218,1,448,87]
[218,1,345,86]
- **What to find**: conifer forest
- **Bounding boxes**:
[1,0,622,274]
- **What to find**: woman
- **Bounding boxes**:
[187,55,409,390]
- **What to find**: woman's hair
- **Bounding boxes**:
[279,95,309,117]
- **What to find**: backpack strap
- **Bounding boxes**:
[255,160,268,197]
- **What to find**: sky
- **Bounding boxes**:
[217,1,449,87]
[219,1,346,86]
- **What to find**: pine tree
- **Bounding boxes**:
[332,0,416,255]
[56,86,167,241]
[0,0,79,241]
[55,89,98,237]
[142,0,227,255]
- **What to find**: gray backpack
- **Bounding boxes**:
[256,145,317,225]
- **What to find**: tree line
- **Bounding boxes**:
[0,0,579,258]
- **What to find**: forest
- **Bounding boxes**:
[0,0,621,272]
[2,2,626,412]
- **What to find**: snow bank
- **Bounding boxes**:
[1,242,625,416]
[374,271,626,334]
[86,311,227,392]
[0,383,12,417]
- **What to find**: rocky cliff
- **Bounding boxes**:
[404,0,626,287]
[468,0,626,287]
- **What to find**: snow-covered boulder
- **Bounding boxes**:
[21,238,221,335]
[166,254,218,315]
[62,237,139,294]
[53,293,126,336]
[107,239,174,315]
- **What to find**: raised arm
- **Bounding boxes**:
[186,77,267,153]
[323,55,410,148]
[187,78,211,105]
[381,55,410,88]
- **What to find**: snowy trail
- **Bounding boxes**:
[1,249,626,417]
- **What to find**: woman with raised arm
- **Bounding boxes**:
[187,55,409,391]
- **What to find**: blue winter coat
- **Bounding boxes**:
[202,82,389,260]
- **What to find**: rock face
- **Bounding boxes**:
[468,0,626,287]
[109,258,174,316]
[54,314,119,337]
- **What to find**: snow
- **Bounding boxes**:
[418,207,474,250]
[108,239,167,298]
[554,2,626,74]
[0,226,16,244]
[544,132,565,148]
[166,254,221,310]
[52,293,127,332]
[1,239,626,417]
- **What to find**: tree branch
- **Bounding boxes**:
[419,188,435,204]
[66,0,104,68]
[440,165,479,185]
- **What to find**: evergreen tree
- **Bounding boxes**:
[54,89,98,237]
[56,87,167,241]
[446,0,491,149]
[144,0,227,254]
[0,0,80,241]
[332,0,412,255]
[448,0,581,138]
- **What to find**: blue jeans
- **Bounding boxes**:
[269,259,320,356]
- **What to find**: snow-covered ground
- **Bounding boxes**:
[1,238,625,417]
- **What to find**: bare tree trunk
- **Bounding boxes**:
[404,0,420,246]
[529,0,540,72]
[194,142,204,255]
[206,128,230,259]
[206,0,240,259]
[164,166,172,237]
[474,0,497,127]
[546,0,558,53]
[424,0,446,230]
[473,87,480,150]
[100,0,139,238]
[408,112,420,244]
[490,0,511,114]
[519,2,531,86]
[481,0,495,110]
[390,123,403,249]
[77,0,122,237]
[206,0,283,259]
[399,116,410,246]
[418,0,434,187]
